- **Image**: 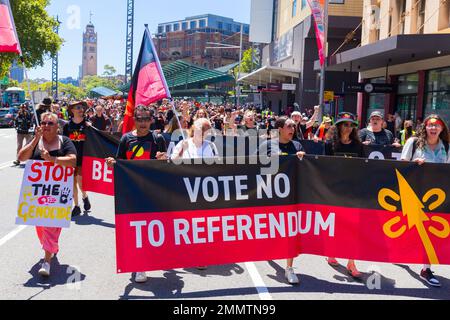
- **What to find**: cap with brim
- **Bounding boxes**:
[38,97,52,109]
[335,112,358,125]
[68,101,88,112]
[369,111,383,119]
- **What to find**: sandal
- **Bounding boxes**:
[326,257,339,266]
[347,264,362,278]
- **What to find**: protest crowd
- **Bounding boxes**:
[13,94,450,289]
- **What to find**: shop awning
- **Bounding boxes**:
[163,60,234,89]
[214,62,240,73]
[322,33,450,72]
[237,65,301,85]
[90,86,118,98]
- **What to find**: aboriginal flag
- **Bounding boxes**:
[122,26,170,134]
[0,0,21,54]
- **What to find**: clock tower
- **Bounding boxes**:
[81,16,97,78]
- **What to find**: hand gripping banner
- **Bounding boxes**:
[114,156,450,273]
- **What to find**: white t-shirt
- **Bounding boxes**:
[401,137,449,164]
[171,138,218,159]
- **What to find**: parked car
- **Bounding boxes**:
[0,108,14,128]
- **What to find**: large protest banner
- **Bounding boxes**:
[114,155,450,273]
[16,160,75,228]
[363,145,403,160]
[82,127,119,196]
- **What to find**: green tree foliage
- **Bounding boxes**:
[102,65,117,76]
[0,0,63,77]
[240,48,259,74]
[81,75,120,93]
[18,81,87,100]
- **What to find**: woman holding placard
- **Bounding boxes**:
[18,112,77,277]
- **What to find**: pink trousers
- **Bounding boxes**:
[36,227,62,254]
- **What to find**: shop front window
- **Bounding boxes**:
[424,67,450,125]
[396,73,418,121]
[366,77,386,123]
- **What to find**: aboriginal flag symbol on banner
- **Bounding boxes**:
[122,26,171,134]
[0,0,22,54]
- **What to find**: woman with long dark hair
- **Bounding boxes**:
[401,114,450,287]
[324,112,364,278]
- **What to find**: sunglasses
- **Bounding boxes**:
[135,116,152,122]
[342,123,356,128]
[41,121,56,126]
[426,124,442,129]
[73,106,84,110]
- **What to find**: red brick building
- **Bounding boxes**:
[153,14,251,69]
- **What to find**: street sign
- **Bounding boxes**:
[324,90,334,101]
[282,83,296,91]
[265,83,282,91]
[344,82,395,94]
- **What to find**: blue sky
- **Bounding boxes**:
[27,0,251,80]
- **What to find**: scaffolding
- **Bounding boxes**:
[125,0,134,84]
[51,16,61,100]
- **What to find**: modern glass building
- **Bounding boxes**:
[156,14,249,37]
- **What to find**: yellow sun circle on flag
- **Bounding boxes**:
[132,146,144,158]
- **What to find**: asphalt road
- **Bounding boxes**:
[1,127,450,300]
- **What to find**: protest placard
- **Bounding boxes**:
[16,160,75,228]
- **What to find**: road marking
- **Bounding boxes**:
[244,262,272,300]
[0,161,14,170]
[0,226,27,248]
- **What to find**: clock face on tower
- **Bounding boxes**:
[89,36,96,43]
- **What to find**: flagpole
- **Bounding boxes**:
[318,0,329,120]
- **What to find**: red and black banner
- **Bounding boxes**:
[114,155,450,273]
[83,127,404,200]
[82,127,119,196]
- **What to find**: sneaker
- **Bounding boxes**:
[13,160,20,166]
[82,197,91,211]
[420,268,441,287]
[38,262,50,277]
[285,267,299,285]
[71,205,81,217]
[135,272,148,283]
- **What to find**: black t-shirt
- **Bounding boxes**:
[150,119,165,132]
[63,119,87,166]
[89,115,111,131]
[358,128,394,146]
[15,113,32,134]
[293,124,305,141]
[213,117,224,131]
[386,120,396,135]
[116,131,167,160]
[325,140,364,158]
[257,139,303,156]
[31,136,77,160]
